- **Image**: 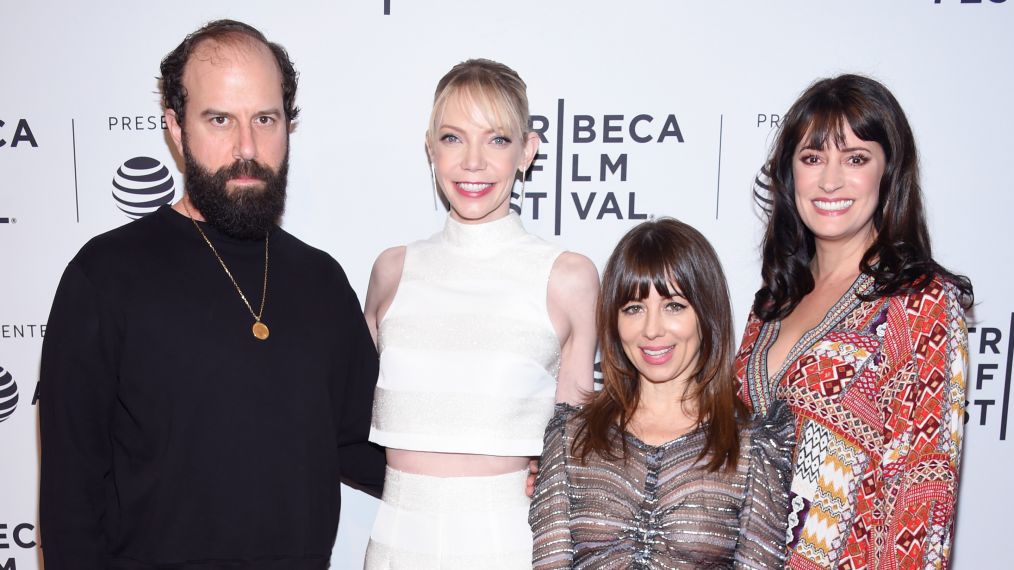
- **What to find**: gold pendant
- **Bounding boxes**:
[252,321,270,340]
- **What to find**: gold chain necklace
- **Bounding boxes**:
[182,201,271,340]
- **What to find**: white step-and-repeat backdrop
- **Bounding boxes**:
[2,1,1010,567]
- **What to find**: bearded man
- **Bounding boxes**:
[39,20,384,569]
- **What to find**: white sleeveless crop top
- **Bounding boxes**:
[369,213,563,456]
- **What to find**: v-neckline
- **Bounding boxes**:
[755,273,873,404]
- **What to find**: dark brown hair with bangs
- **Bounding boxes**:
[573,218,748,471]
[753,74,972,320]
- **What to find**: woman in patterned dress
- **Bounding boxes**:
[735,74,974,569]
[530,218,794,569]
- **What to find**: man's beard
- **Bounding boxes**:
[182,137,288,240]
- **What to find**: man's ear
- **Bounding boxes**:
[165,108,184,156]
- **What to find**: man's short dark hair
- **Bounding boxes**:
[159,19,300,126]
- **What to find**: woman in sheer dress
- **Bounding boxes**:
[530,218,793,569]
[735,74,973,569]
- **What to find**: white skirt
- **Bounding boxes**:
[363,467,533,569]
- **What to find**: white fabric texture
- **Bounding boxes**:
[363,468,534,569]
[369,212,563,456]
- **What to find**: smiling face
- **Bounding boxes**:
[617,285,702,389]
[428,92,538,224]
[792,121,886,250]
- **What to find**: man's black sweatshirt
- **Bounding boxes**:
[39,205,384,569]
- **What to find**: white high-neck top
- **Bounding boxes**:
[369,213,563,456]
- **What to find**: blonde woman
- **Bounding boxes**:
[363,59,599,569]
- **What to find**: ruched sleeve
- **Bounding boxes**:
[529,403,577,569]
[735,399,795,569]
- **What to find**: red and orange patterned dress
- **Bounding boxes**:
[735,273,968,570]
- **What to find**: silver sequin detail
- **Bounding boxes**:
[530,402,796,569]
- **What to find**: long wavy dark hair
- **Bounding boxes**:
[753,74,973,320]
[574,218,748,472]
[159,19,300,126]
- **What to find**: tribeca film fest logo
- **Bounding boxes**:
[0,366,18,424]
[521,100,685,235]
[112,156,178,219]
[965,313,1014,441]
[0,118,38,148]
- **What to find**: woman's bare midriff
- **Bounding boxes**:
[386,449,531,477]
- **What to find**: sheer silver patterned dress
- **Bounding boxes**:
[529,401,794,569]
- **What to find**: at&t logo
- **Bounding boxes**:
[0,366,18,424]
[112,156,178,219]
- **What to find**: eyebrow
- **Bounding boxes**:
[438,123,506,135]
[628,286,687,300]
[797,144,873,153]
[200,108,283,118]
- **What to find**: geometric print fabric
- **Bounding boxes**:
[736,273,969,570]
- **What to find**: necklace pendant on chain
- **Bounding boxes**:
[252,321,270,340]
[182,202,271,342]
